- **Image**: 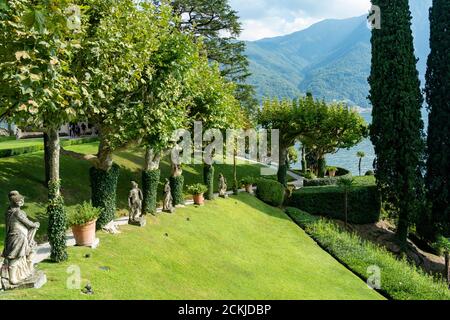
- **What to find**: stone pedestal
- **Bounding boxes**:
[129,217,146,227]
[1,270,47,291]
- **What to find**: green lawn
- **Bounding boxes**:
[0,142,268,244]
[0,137,43,151]
[0,193,383,300]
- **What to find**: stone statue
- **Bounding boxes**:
[1,191,46,290]
[218,174,228,198]
[163,179,174,213]
[128,181,145,227]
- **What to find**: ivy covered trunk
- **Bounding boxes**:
[318,156,327,178]
[45,128,68,262]
[203,163,214,200]
[91,141,120,229]
[142,148,161,214]
[170,161,184,206]
[277,146,288,187]
[301,146,307,174]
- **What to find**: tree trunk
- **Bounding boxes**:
[301,146,307,174]
[233,149,238,194]
[344,191,348,229]
[317,155,326,178]
[91,134,119,229]
[359,158,362,176]
[203,163,215,200]
[44,132,50,187]
[45,127,68,262]
[277,146,288,186]
[144,147,161,171]
[7,122,14,136]
[46,128,60,197]
[445,251,449,288]
[96,138,113,171]
[396,208,409,246]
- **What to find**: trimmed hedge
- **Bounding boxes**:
[255,178,285,207]
[303,167,352,187]
[289,184,381,224]
[0,137,98,158]
[170,175,185,206]
[90,164,120,229]
[142,169,160,214]
[47,180,68,262]
[203,164,214,200]
[286,208,450,300]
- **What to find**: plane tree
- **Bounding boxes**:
[0,0,87,262]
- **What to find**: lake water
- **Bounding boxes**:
[292,110,429,175]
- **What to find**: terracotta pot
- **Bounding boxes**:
[328,170,337,177]
[245,184,254,194]
[193,193,205,205]
[71,219,97,246]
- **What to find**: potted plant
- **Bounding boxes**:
[68,202,101,246]
[240,176,256,193]
[327,166,338,177]
[187,183,208,205]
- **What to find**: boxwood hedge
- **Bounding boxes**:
[255,178,285,207]
[303,167,352,187]
[0,137,98,158]
[289,184,381,224]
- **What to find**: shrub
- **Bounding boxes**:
[170,175,185,206]
[255,178,285,207]
[303,167,352,187]
[289,184,381,224]
[68,201,101,227]
[365,170,375,176]
[240,176,256,186]
[90,164,120,229]
[142,169,160,214]
[187,183,208,195]
[303,171,317,180]
[285,209,450,300]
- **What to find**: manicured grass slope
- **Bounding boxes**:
[0,194,383,300]
[0,142,266,245]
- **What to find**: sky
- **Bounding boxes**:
[230,0,372,41]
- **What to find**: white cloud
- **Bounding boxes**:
[230,0,372,41]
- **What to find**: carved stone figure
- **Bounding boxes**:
[218,174,228,198]
[128,181,145,227]
[1,191,46,290]
[163,179,175,213]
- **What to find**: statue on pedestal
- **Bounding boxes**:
[1,191,46,290]
[218,174,228,198]
[128,181,145,227]
[163,179,174,213]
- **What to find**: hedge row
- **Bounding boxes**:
[289,184,381,224]
[303,167,352,187]
[285,208,450,300]
[255,178,285,207]
[0,137,98,158]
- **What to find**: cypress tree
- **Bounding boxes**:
[368,0,425,245]
[425,0,450,238]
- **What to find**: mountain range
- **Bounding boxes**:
[244,0,432,107]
